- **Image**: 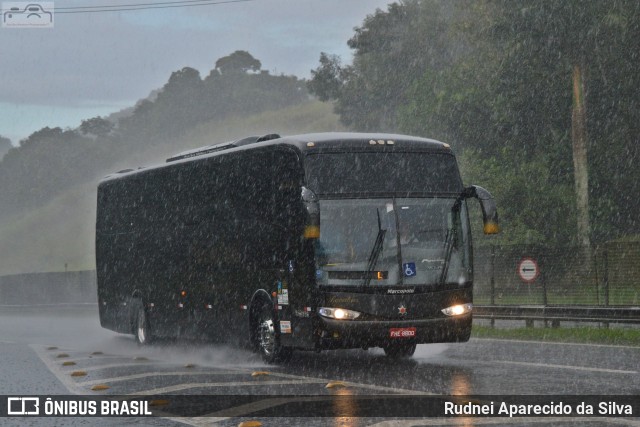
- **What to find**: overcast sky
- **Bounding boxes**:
[0,0,392,143]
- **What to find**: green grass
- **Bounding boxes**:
[472,325,640,346]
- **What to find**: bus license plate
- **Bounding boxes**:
[389,327,416,338]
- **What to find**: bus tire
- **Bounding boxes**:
[254,300,292,364]
[133,300,153,345]
[383,342,416,358]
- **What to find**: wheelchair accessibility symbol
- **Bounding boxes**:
[403,262,416,277]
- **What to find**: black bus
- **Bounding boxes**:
[96,132,499,362]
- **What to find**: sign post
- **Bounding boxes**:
[517,257,540,313]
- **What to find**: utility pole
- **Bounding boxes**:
[571,63,592,265]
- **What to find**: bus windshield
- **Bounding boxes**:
[315,198,471,288]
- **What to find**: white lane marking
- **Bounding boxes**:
[0,303,98,307]
[368,417,640,426]
[30,344,87,394]
[75,362,242,374]
[53,354,139,363]
[44,353,172,366]
[165,396,409,427]
[0,340,16,344]
[479,359,638,375]
[206,396,332,418]
[129,379,327,395]
[77,371,247,386]
[71,362,170,372]
[164,416,228,427]
[230,367,435,395]
[443,356,638,375]
[475,337,640,350]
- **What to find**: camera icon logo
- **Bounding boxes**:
[2,2,54,28]
[7,397,40,415]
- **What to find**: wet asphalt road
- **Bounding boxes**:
[0,305,639,426]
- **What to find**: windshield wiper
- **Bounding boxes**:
[392,197,403,286]
[363,208,386,287]
[439,198,462,287]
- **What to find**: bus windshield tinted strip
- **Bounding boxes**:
[305,152,462,195]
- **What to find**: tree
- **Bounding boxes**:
[80,117,114,137]
[0,135,11,159]
[0,126,99,218]
[307,53,345,102]
[487,0,640,245]
[308,1,462,131]
[20,126,65,147]
[164,67,202,91]
[214,50,261,74]
[121,67,206,139]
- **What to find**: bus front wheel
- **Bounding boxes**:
[254,301,292,364]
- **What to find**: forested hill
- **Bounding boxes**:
[0,136,10,160]
[0,51,309,221]
[308,0,640,245]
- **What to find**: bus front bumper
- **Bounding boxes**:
[315,314,472,349]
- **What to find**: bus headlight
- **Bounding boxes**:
[319,307,361,320]
[441,303,472,316]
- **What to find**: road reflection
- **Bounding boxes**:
[451,370,471,395]
[330,387,358,427]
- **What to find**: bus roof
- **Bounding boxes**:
[276,132,449,151]
[100,132,452,183]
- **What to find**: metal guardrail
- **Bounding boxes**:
[0,271,97,305]
[474,304,640,326]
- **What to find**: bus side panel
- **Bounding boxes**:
[96,182,134,334]
[280,237,320,350]
[96,231,122,332]
[134,165,193,339]
[203,146,307,345]
[215,148,299,341]
[97,143,309,343]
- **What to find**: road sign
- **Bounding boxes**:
[517,258,539,283]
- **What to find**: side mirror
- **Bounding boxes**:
[462,185,500,234]
[301,186,320,238]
